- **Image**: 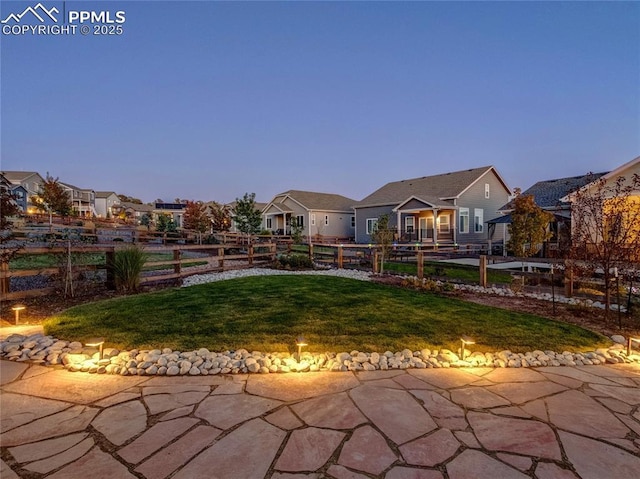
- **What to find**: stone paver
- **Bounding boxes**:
[172,419,285,479]
[134,425,220,479]
[350,385,437,444]
[399,428,460,466]
[91,400,147,445]
[1,359,639,478]
[338,425,397,475]
[276,427,345,472]
[291,391,367,429]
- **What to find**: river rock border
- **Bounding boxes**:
[1,268,638,375]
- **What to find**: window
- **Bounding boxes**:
[295,215,304,228]
[266,217,272,229]
[474,208,484,233]
[351,216,355,228]
[485,183,490,199]
[324,215,329,226]
[459,208,469,234]
[405,216,415,233]
[311,214,316,226]
[438,214,450,233]
[366,218,378,235]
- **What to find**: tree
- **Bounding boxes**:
[140,213,153,230]
[290,217,304,244]
[507,195,554,259]
[371,214,395,274]
[156,214,177,233]
[233,193,263,239]
[117,194,143,205]
[568,173,640,320]
[31,173,73,225]
[209,202,232,231]
[183,200,210,244]
[0,187,23,294]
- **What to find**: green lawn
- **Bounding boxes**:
[44,275,609,354]
[383,261,513,284]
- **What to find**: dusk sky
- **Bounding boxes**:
[1,1,638,204]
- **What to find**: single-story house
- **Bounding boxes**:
[262,190,357,240]
[353,166,511,245]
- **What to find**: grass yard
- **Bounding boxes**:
[383,261,513,284]
[44,275,609,354]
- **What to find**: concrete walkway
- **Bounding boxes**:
[1,361,639,478]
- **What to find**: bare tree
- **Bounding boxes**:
[371,214,394,274]
[568,173,640,319]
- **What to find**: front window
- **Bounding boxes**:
[485,183,490,199]
[324,215,329,226]
[405,216,415,233]
[459,208,469,233]
[351,216,355,228]
[296,215,304,228]
[474,208,484,233]
[438,214,450,233]
[266,217,272,229]
[311,214,316,226]
[366,218,378,235]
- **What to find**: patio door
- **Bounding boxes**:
[419,217,433,241]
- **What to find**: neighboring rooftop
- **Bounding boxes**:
[500,172,608,211]
[273,190,357,212]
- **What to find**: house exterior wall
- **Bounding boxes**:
[457,171,511,244]
[95,194,120,218]
[307,210,355,239]
[354,205,396,243]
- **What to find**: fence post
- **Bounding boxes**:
[417,251,424,279]
[479,255,487,288]
[373,251,379,274]
[271,243,277,261]
[564,264,573,297]
[218,247,224,269]
[0,258,9,296]
[308,243,314,262]
[105,247,116,290]
[337,245,344,269]
[248,244,254,265]
[173,249,181,277]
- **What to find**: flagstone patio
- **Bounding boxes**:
[1,360,639,478]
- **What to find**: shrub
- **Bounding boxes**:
[111,245,147,293]
[274,253,314,270]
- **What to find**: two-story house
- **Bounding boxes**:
[1,171,45,213]
[95,191,121,219]
[59,182,97,217]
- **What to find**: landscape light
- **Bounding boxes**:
[460,335,475,359]
[627,337,640,356]
[11,304,26,324]
[85,337,105,360]
[296,335,308,361]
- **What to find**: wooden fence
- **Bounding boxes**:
[1,243,277,300]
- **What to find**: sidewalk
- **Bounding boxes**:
[1,358,639,478]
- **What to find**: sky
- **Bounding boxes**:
[1,0,638,204]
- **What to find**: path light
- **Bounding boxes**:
[296,335,308,361]
[11,304,26,324]
[460,335,475,359]
[85,337,105,360]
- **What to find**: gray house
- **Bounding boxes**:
[353,166,511,245]
[95,191,121,219]
[1,171,44,213]
[262,190,357,240]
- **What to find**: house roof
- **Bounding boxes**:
[272,190,357,212]
[500,172,608,211]
[355,166,505,208]
[95,191,118,198]
[1,171,43,183]
[120,201,153,212]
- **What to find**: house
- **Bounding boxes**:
[59,182,97,217]
[1,171,45,213]
[117,201,154,223]
[94,191,121,218]
[488,172,608,254]
[153,202,187,227]
[262,190,357,240]
[353,166,511,245]
[0,173,28,212]
[561,156,640,254]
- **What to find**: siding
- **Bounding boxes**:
[354,205,397,243]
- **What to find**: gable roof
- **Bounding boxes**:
[500,172,608,211]
[560,156,640,202]
[355,166,506,208]
[271,190,357,212]
[1,171,44,183]
[95,191,118,198]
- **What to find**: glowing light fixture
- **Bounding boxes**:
[460,335,475,359]
[296,335,308,361]
[85,337,105,360]
[11,304,26,324]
